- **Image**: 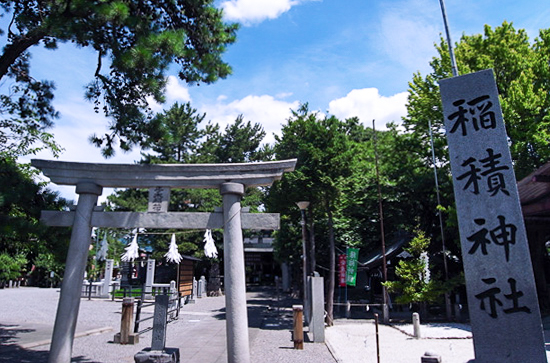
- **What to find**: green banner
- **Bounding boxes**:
[346,247,359,286]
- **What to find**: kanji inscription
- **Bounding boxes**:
[439,69,546,362]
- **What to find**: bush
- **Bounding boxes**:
[0,253,27,285]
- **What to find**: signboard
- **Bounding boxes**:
[439,69,546,362]
[346,248,359,287]
[148,187,170,213]
[338,254,347,287]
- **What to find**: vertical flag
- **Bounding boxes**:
[346,247,359,286]
[338,254,347,287]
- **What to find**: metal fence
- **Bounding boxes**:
[134,292,181,336]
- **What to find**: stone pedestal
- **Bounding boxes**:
[421,351,441,363]
[134,348,180,363]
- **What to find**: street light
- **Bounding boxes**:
[297,201,310,322]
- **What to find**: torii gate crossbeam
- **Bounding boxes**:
[31,159,296,363]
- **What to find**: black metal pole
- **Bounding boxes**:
[438,0,459,77]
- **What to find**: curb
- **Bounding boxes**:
[324,336,342,363]
[18,326,114,349]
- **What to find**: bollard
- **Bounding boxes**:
[413,312,421,339]
[293,305,304,349]
[346,301,351,318]
[114,297,139,344]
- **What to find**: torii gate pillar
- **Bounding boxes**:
[32,158,296,363]
[49,182,103,363]
[221,182,249,363]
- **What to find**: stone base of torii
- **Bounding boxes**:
[31,159,296,363]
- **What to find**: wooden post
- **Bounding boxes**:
[114,297,139,345]
[293,305,304,349]
[120,297,134,344]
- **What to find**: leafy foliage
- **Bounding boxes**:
[0,252,26,283]
[383,229,447,305]
[0,0,238,156]
[106,103,271,261]
[404,21,550,179]
[0,156,70,283]
[267,104,366,325]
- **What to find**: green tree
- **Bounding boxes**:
[0,156,70,284]
[141,102,207,164]
[0,0,238,156]
[0,252,26,286]
[267,104,361,326]
[107,105,271,261]
[405,21,550,180]
[383,229,447,317]
[215,115,270,163]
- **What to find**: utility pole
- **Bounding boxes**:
[372,120,389,324]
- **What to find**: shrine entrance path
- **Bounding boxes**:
[0,286,334,363]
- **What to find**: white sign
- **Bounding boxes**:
[148,187,170,213]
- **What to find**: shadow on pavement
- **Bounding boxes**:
[0,324,35,345]
[0,346,50,363]
[0,345,99,363]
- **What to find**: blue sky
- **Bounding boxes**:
[13,0,550,200]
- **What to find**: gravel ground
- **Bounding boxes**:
[325,320,475,363]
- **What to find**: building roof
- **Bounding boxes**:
[358,233,410,270]
[518,161,550,218]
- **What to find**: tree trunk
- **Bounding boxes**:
[325,205,335,326]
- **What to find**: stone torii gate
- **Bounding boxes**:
[31,158,296,363]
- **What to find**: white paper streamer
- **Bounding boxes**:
[165,233,183,263]
[420,251,430,283]
[121,234,140,262]
[96,232,109,261]
[203,229,218,258]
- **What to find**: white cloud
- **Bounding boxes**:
[220,0,305,25]
[328,88,408,130]
[201,94,299,144]
[165,75,191,103]
[148,76,191,113]
[377,0,439,73]
[21,98,143,202]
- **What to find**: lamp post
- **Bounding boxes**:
[297,201,310,323]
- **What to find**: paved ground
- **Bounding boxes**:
[1,286,549,362]
[0,287,332,362]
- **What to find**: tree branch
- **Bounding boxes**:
[0,31,46,81]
